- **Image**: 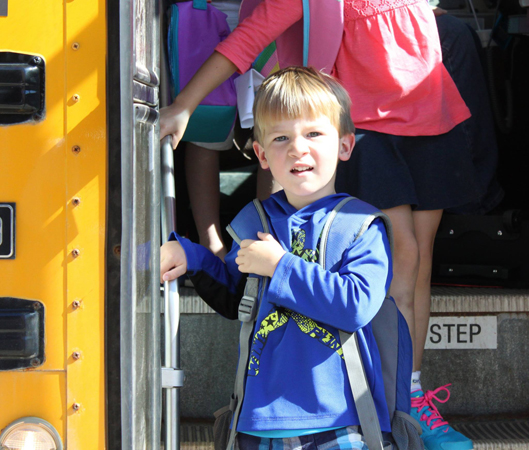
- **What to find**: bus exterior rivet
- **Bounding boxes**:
[72,403,81,411]
[493,269,498,273]
[497,230,503,236]
[113,245,121,257]
[449,229,454,235]
[72,351,81,360]
[448,268,454,272]
[72,42,80,50]
[72,300,81,309]
[32,57,42,65]
[72,145,81,154]
[33,302,41,310]
[73,94,80,102]
[30,358,41,367]
[72,249,80,258]
[72,197,81,206]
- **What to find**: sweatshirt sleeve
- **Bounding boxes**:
[266,219,392,333]
[169,232,246,320]
[215,0,303,74]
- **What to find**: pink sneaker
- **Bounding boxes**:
[410,385,473,450]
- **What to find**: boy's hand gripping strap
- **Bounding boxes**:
[319,197,391,450]
[225,199,269,450]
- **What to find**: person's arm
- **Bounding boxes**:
[266,219,392,333]
[215,0,303,74]
[160,0,303,148]
[161,232,246,319]
[160,52,238,148]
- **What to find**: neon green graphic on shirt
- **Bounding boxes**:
[247,227,342,377]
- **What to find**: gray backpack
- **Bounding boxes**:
[215,197,423,450]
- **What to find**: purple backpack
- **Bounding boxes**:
[168,0,238,143]
[239,0,344,76]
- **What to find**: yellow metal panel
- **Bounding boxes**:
[64,0,108,448]
[0,0,67,372]
[64,0,107,446]
[0,371,66,440]
[0,0,107,448]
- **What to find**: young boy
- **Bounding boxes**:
[160,67,392,450]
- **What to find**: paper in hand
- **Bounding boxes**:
[234,69,265,129]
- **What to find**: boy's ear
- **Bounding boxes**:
[253,141,270,170]
[338,133,355,162]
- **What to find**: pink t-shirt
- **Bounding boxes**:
[216,0,471,136]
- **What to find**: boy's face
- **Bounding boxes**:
[253,115,354,210]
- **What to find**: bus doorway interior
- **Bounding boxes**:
[165,1,529,449]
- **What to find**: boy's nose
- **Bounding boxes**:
[288,137,309,157]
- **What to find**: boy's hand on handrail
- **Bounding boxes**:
[160,241,188,282]
[236,232,286,278]
[160,101,192,150]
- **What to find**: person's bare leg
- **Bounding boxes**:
[412,209,443,371]
[256,166,282,201]
[381,205,420,369]
[185,143,226,260]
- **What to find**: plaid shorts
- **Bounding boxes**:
[235,427,368,450]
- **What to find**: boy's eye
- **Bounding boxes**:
[273,136,288,142]
[307,131,322,137]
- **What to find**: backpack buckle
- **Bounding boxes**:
[238,277,259,322]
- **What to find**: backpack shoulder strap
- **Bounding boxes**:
[322,198,419,447]
[226,198,269,245]
[239,0,344,75]
[306,0,343,73]
[339,331,389,450]
[192,0,207,10]
[319,197,393,270]
[225,199,269,450]
[320,197,392,450]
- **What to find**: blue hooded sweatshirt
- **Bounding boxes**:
[173,191,392,433]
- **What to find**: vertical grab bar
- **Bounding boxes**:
[161,135,181,450]
[160,3,182,447]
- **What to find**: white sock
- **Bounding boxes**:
[411,371,422,393]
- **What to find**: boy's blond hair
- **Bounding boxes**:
[253,66,355,144]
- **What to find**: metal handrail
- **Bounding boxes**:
[160,2,182,446]
[161,134,181,450]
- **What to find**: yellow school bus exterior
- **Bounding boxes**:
[0,0,164,448]
[0,0,108,447]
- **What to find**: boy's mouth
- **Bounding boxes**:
[291,166,314,173]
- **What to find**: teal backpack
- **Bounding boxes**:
[168,0,238,143]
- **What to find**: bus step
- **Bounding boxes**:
[452,418,529,449]
[177,420,529,450]
[180,421,215,450]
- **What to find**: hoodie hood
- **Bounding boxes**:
[262,190,351,253]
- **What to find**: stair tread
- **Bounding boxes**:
[178,285,529,314]
[453,418,529,441]
[177,419,529,450]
